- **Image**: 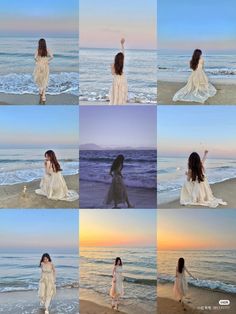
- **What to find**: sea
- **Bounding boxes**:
[0,148,79,185]
[80,48,157,103]
[0,36,79,96]
[158,250,236,294]
[158,156,236,204]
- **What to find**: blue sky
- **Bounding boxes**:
[0,0,78,36]
[157,106,236,158]
[0,107,79,148]
[80,106,157,149]
[158,0,236,51]
[0,210,78,253]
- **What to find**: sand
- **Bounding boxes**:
[158,282,236,314]
[159,178,236,209]
[0,93,78,105]
[0,174,79,209]
[79,180,157,209]
[158,81,236,105]
[0,288,79,313]
[80,300,126,314]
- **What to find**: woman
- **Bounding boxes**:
[34,38,53,104]
[110,257,124,311]
[39,253,56,314]
[173,49,216,103]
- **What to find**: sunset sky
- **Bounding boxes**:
[0,0,78,36]
[0,107,78,148]
[0,210,78,253]
[158,209,236,250]
[80,209,156,247]
[158,0,236,52]
[157,106,236,158]
[80,0,156,49]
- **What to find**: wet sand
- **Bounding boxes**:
[0,174,79,209]
[158,81,236,105]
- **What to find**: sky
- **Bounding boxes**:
[0,210,78,253]
[158,0,236,52]
[80,0,156,49]
[0,107,79,148]
[0,0,78,36]
[80,107,156,149]
[158,209,236,250]
[157,106,236,158]
[80,209,156,247]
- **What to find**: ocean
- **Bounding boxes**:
[158,52,236,83]
[80,247,157,309]
[0,36,79,96]
[0,148,79,185]
[80,48,157,103]
[158,156,236,204]
[158,250,236,294]
[80,150,157,190]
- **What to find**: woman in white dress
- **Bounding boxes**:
[34,38,53,104]
[109,38,128,105]
[173,257,197,309]
[180,150,227,207]
[39,253,56,314]
[35,150,79,201]
[173,49,216,103]
[110,257,124,311]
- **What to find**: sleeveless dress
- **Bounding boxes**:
[180,175,227,208]
[105,168,128,205]
[110,266,124,298]
[109,48,128,105]
[39,263,56,309]
[173,58,216,103]
[34,50,53,91]
[173,267,188,300]
[35,161,79,201]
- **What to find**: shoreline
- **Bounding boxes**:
[80,101,156,105]
[0,174,79,208]
[0,93,78,105]
[79,180,157,209]
[158,177,236,209]
[157,81,236,105]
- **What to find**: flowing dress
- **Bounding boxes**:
[109,48,128,105]
[34,50,53,92]
[39,263,56,309]
[173,267,188,300]
[35,161,79,201]
[173,58,216,103]
[110,266,124,298]
[105,168,128,205]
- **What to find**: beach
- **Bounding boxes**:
[159,178,236,208]
[158,81,236,105]
[0,288,79,314]
[0,174,79,208]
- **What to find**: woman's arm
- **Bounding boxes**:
[45,160,52,175]
[121,38,125,55]
[52,263,56,281]
[112,266,116,282]
[185,266,197,280]
[48,49,54,62]
[111,64,115,75]
[34,51,38,61]
[202,150,208,165]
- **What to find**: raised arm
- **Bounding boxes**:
[202,150,208,165]
[121,38,125,55]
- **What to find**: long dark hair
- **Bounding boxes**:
[39,253,52,267]
[177,257,185,273]
[190,49,202,70]
[115,257,122,266]
[38,38,48,57]
[45,150,62,172]
[188,152,205,183]
[114,52,124,75]
[110,154,124,173]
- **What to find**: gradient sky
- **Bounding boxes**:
[80,107,156,149]
[158,0,236,51]
[157,106,236,158]
[0,107,79,148]
[0,0,78,36]
[80,209,156,247]
[80,0,156,49]
[0,210,78,253]
[158,209,236,250]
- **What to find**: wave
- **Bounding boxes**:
[158,66,236,76]
[0,158,78,163]
[158,274,236,294]
[80,156,156,163]
[98,274,156,287]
